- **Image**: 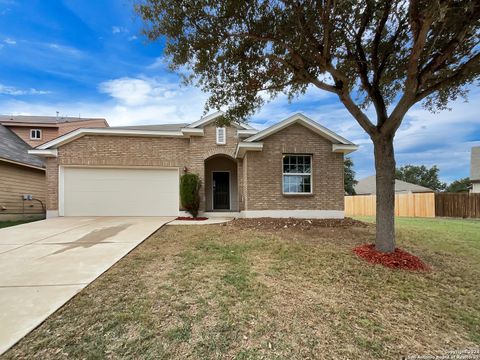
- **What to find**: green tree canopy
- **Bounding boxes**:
[344,157,357,195]
[395,165,446,191]
[445,177,471,192]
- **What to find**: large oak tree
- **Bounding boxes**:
[137,0,479,252]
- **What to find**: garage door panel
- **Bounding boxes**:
[63,168,179,216]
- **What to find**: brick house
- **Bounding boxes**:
[30,112,358,219]
[0,115,108,220]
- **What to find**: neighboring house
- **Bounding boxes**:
[29,112,358,219]
[471,146,480,193]
[354,175,434,195]
[0,115,109,220]
[0,125,46,220]
[0,115,108,146]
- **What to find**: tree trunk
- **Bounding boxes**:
[373,135,396,253]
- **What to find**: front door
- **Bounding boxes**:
[213,172,230,210]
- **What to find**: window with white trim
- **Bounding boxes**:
[282,155,312,194]
[30,129,42,140]
[216,127,226,144]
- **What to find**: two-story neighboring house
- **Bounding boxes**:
[0,115,108,147]
[471,146,480,193]
[0,115,108,220]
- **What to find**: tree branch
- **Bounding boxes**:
[415,52,480,102]
[405,0,434,90]
[418,16,480,86]
[384,1,436,135]
[259,54,339,94]
[338,90,377,136]
[372,0,393,74]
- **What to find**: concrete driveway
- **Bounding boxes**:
[0,216,173,355]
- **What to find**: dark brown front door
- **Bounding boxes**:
[213,172,230,210]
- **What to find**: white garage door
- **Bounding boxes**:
[62,167,179,216]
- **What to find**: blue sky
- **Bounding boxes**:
[0,0,479,183]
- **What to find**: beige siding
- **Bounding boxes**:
[0,161,46,217]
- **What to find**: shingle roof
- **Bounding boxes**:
[471,146,480,181]
[0,124,45,168]
[354,175,434,195]
[109,123,188,131]
[0,115,106,125]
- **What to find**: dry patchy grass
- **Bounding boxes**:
[5,218,480,359]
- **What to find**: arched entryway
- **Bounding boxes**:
[204,154,238,211]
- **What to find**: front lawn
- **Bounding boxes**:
[0,218,41,229]
[5,217,480,359]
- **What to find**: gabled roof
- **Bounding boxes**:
[0,124,45,169]
[244,113,355,145]
[30,112,357,159]
[471,146,480,182]
[354,175,434,195]
[109,123,188,131]
[186,111,255,130]
[33,112,256,150]
[0,114,108,127]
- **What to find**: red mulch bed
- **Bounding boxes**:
[175,217,208,221]
[353,244,429,271]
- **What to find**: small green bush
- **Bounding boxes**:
[180,173,201,218]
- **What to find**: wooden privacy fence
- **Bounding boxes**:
[435,193,480,218]
[345,192,480,218]
[345,193,436,218]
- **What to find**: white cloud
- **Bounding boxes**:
[4,38,16,45]
[0,83,50,95]
[0,76,209,127]
[99,78,154,106]
[128,35,138,41]
[47,43,83,57]
[147,57,164,69]
[112,26,128,34]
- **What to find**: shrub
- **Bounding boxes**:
[180,173,201,218]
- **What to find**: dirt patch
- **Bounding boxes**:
[228,217,370,231]
[353,243,430,271]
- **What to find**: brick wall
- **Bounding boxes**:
[46,124,241,211]
[58,135,189,167]
[187,124,240,210]
[244,124,344,211]
[45,122,345,213]
[45,158,58,211]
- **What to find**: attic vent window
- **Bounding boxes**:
[30,129,42,140]
[216,127,226,145]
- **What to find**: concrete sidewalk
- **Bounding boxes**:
[167,217,233,225]
[0,216,173,355]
